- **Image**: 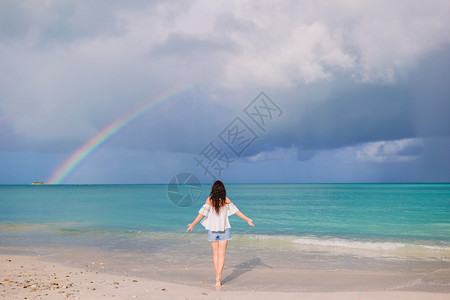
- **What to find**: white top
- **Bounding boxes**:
[199,202,239,231]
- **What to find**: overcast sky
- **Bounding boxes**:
[1,0,449,184]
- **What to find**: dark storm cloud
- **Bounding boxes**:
[408,45,450,137]
[291,84,413,149]
[254,45,450,158]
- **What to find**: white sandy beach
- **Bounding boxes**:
[1,254,448,300]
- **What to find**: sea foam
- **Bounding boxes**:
[292,236,405,250]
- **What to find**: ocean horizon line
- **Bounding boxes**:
[2,181,450,186]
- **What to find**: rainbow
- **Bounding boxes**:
[47,82,200,184]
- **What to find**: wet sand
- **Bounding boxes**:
[1,254,449,300]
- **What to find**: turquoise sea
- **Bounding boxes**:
[1,183,449,291]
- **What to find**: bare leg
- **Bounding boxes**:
[210,242,219,284]
[216,240,228,286]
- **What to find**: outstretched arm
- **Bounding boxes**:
[187,213,204,232]
[236,210,255,227]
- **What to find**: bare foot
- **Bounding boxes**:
[215,280,222,287]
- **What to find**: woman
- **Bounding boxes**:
[187,180,254,287]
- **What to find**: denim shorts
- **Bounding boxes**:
[207,228,231,242]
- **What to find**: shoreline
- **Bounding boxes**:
[1,254,449,300]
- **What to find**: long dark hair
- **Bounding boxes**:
[210,180,226,214]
